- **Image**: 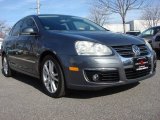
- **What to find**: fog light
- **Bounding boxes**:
[92,74,100,82]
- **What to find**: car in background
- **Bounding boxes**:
[0,38,3,54]
[1,14,157,98]
[152,32,160,58]
[138,26,160,45]
[126,31,141,36]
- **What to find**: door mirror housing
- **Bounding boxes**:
[21,27,38,35]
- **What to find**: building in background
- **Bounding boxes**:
[103,20,160,33]
[127,20,160,32]
[127,20,146,32]
[104,24,130,33]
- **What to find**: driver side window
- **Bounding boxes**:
[21,17,38,33]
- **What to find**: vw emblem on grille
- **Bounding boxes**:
[132,45,140,56]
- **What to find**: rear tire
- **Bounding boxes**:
[2,55,12,77]
[41,55,65,98]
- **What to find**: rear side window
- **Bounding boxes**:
[11,20,23,36]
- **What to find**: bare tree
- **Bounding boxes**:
[141,6,160,28]
[0,20,6,32]
[96,0,148,33]
[88,3,110,26]
[0,20,11,38]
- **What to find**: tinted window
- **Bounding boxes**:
[38,16,105,31]
[11,20,23,36]
[155,27,160,35]
[142,29,154,36]
[73,21,96,31]
[155,36,160,41]
[21,18,37,31]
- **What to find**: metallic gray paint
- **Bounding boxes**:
[1,14,156,90]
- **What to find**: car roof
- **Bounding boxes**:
[126,31,140,32]
[27,14,78,18]
[149,26,160,29]
[38,14,75,17]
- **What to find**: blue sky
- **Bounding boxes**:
[0,0,159,26]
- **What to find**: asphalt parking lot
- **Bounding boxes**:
[0,58,160,120]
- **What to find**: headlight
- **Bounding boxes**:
[145,40,152,51]
[75,41,112,55]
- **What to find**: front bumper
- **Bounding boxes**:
[58,51,156,90]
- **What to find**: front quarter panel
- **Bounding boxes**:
[39,31,86,56]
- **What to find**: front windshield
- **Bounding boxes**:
[38,15,106,31]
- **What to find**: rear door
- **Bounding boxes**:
[7,20,23,69]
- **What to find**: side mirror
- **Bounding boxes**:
[155,36,160,42]
[21,28,38,35]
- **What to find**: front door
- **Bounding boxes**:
[14,17,39,74]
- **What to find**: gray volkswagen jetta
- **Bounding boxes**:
[1,14,157,98]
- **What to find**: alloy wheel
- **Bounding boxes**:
[42,60,59,93]
[3,57,8,75]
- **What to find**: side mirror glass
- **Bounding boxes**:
[21,28,38,35]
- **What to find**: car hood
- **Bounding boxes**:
[143,37,153,42]
[50,31,145,46]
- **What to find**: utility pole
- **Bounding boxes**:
[36,0,40,14]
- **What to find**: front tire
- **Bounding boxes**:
[2,55,12,77]
[41,55,65,98]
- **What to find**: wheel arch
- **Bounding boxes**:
[38,50,65,78]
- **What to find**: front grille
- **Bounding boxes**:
[112,44,149,57]
[125,65,151,79]
[84,70,119,82]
